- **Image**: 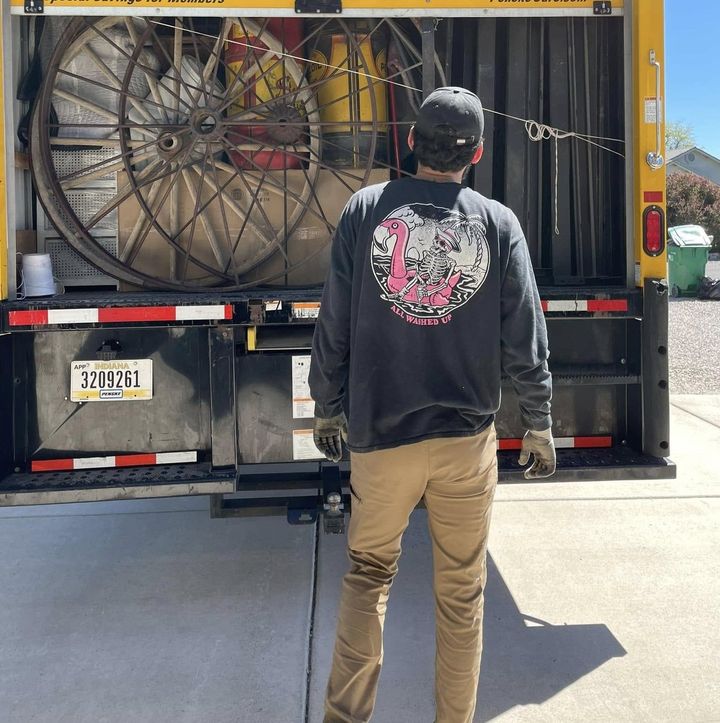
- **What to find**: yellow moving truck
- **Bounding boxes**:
[0,0,673,520]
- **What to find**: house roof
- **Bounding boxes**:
[667,146,720,166]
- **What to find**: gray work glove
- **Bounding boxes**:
[518,428,556,479]
[313,413,347,463]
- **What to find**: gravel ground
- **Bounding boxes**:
[669,260,720,394]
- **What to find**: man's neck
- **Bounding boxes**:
[414,163,466,184]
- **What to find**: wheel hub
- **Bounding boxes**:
[156,132,186,160]
[266,103,305,145]
[190,109,221,139]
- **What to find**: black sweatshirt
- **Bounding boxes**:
[309,177,552,453]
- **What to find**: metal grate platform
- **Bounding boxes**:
[47,237,118,281]
[1,288,324,310]
[498,447,676,482]
[0,463,236,506]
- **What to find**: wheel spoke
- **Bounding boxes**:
[120,175,169,264]
[58,130,187,185]
[304,128,401,177]
[81,18,193,117]
[222,68,321,124]
[215,143,285,256]
[51,88,118,122]
[210,18,270,116]
[214,150,288,240]
[183,160,284,273]
[248,20,384,119]
[223,126,365,189]
[49,137,127,147]
[81,44,155,125]
[172,156,274,262]
[85,158,166,230]
[51,84,156,142]
[146,21,200,113]
[184,170,229,271]
[237,19,277,107]
[212,143,290,268]
[386,19,447,84]
[60,149,156,191]
[178,144,211,280]
[187,19,210,108]
[202,19,229,101]
[214,18,329,117]
[296,156,334,234]
[129,143,199,268]
[221,18,385,118]
[121,17,170,122]
[187,164,252,222]
[173,18,186,112]
[217,135,351,233]
[207,151,242,283]
[385,59,423,83]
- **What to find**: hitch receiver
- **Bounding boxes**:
[321,464,346,534]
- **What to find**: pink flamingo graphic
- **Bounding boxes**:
[377,217,462,306]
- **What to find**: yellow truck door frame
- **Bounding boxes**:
[0,0,17,301]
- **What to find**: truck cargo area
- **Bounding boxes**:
[23,14,629,290]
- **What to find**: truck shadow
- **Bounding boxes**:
[475,555,626,720]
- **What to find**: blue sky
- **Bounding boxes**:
[666,0,720,158]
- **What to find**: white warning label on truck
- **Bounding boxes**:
[644,97,662,124]
[293,429,323,461]
[292,355,314,419]
[292,302,321,319]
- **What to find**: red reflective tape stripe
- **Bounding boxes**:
[14,305,231,326]
[541,299,628,313]
[587,299,628,312]
[498,439,522,451]
[497,436,613,451]
[644,191,664,203]
[115,454,157,467]
[98,307,176,323]
[573,436,613,448]
[9,309,49,326]
[31,459,74,472]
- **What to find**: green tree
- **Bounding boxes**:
[665,122,696,151]
[667,172,720,252]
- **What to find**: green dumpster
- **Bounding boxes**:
[667,225,713,297]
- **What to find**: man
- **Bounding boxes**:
[309,87,555,723]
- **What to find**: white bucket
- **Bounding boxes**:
[21,253,58,297]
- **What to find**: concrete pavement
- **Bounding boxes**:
[1,398,718,722]
[0,497,316,722]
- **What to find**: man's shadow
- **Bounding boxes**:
[475,555,626,720]
[313,510,626,721]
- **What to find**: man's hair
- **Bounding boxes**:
[412,128,482,173]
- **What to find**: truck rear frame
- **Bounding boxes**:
[0,0,673,519]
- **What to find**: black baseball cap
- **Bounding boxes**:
[414,87,485,147]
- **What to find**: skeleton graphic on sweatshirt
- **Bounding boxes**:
[372,204,490,320]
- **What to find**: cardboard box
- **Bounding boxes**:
[117,167,389,287]
[16,230,37,255]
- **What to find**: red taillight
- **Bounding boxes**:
[643,205,665,256]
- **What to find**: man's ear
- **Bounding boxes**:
[470,142,484,165]
[408,126,415,151]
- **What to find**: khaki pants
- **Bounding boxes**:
[324,425,498,723]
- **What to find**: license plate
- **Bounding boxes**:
[70,359,153,402]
